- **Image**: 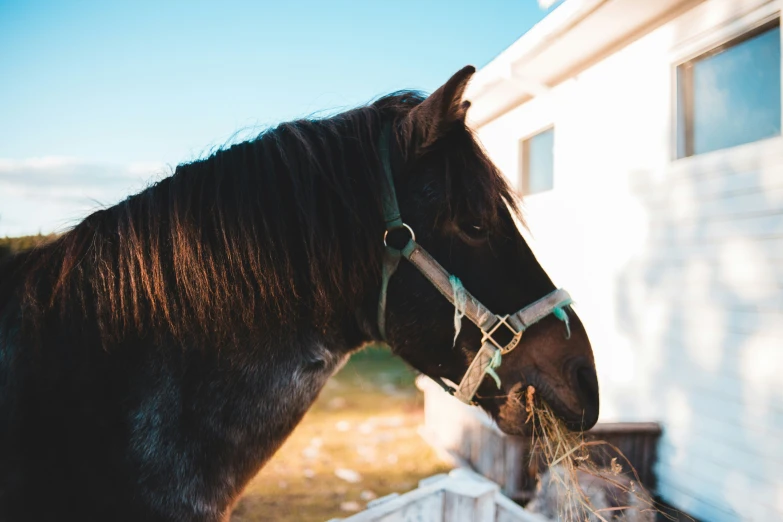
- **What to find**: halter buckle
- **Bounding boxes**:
[481,315,523,354]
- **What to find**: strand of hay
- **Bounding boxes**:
[525,387,677,522]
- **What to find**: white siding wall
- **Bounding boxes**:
[474,0,783,520]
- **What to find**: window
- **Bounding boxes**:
[520,127,554,195]
[677,20,781,158]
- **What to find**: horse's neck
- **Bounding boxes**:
[3,317,358,518]
[127,333,353,517]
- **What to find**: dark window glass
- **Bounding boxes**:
[520,127,554,195]
[677,21,781,158]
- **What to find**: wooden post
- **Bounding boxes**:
[443,473,496,522]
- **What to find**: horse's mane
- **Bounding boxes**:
[8,90,517,348]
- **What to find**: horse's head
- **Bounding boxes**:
[381,66,599,435]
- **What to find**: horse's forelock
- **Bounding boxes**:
[413,122,522,234]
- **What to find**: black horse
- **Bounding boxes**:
[0,66,598,521]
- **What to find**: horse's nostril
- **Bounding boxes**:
[575,365,598,400]
[572,363,599,429]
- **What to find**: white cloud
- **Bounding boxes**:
[0,157,168,237]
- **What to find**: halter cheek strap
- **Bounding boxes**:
[376,123,573,405]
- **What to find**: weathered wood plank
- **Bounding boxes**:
[337,470,540,522]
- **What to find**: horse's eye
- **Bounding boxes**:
[459,221,488,243]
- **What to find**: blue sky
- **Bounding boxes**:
[0,0,554,236]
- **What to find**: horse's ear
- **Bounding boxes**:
[406,65,475,149]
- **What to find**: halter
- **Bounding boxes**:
[376,123,573,405]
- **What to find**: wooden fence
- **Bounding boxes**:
[330,469,547,522]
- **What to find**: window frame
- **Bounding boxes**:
[518,125,555,196]
[671,8,783,161]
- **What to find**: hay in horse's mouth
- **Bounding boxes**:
[525,386,667,522]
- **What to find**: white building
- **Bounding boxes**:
[467,1,782,520]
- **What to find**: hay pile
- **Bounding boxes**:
[524,387,663,522]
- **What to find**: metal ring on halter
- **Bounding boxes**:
[383,223,416,248]
[481,314,524,355]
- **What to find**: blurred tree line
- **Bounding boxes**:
[0,234,56,260]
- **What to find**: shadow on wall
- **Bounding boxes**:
[615,145,783,521]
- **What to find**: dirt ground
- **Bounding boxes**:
[230,346,450,522]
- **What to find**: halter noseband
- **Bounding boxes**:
[376,123,573,405]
